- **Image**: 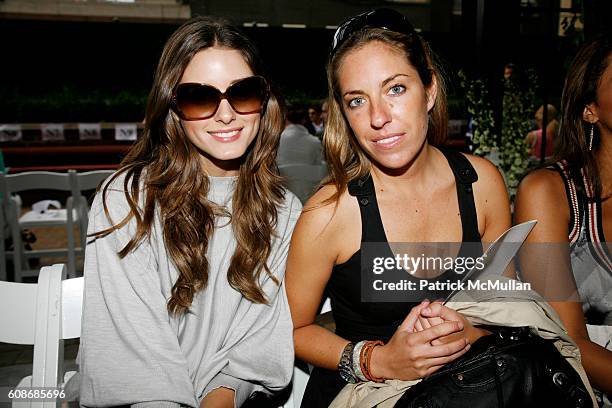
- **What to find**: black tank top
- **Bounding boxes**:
[301,148,483,408]
[327,147,483,343]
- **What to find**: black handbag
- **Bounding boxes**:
[393,326,591,408]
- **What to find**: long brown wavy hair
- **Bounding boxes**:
[322,27,448,203]
[555,35,612,200]
[95,16,286,315]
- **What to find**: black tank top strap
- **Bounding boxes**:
[438,147,481,243]
[347,175,387,243]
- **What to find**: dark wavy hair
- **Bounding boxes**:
[94,16,286,315]
[555,34,612,200]
[323,26,448,202]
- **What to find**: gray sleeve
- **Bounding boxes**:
[313,139,323,164]
[79,188,198,408]
[201,193,302,407]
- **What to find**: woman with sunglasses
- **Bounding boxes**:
[286,8,512,406]
[77,17,299,408]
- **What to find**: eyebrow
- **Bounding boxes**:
[381,73,410,87]
[342,73,411,97]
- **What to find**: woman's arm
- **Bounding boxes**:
[286,187,470,381]
[200,388,234,408]
[286,186,355,370]
[515,169,612,394]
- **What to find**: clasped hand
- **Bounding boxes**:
[370,300,476,381]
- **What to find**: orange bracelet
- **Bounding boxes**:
[360,341,375,381]
[362,342,374,381]
[363,340,384,382]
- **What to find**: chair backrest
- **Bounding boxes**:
[69,169,115,192]
[0,278,38,344]
[0,264,84,392]
[69,170,115,246]
[278,163,328,204]
[0,171,74,195]
[62,274,84,340]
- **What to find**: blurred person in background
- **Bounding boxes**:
[278,105,323,166]
[306,103,325,137]
[525,103,559,161]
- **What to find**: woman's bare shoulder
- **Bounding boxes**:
[299,183,359,236]
[519,168,565,194]
[516,167,568,212]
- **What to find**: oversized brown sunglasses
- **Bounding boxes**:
[172,75,269,121]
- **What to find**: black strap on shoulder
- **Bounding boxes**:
[438,147,480,243]
[347,175,387,243]
[348,175,374,197]
[439,147,479,185]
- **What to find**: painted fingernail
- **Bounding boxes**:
[465,344,471,350]
[458,321,464,330]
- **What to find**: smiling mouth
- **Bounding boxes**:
[374,135,402,145]
[208,128,242,142]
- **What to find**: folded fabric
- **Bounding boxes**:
[329,276,597,408]
[32,199,61,214]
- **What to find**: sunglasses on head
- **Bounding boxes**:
[172,75,269,121]
[330,8,416,57]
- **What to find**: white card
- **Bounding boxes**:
[41,123,65,141]
[78,123,102,140]
[114,123,137,141]
[0,124,22,142]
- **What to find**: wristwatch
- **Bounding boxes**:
[338,342,358,383]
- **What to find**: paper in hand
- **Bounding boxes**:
[442,220,537,304]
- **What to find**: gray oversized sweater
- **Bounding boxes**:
[77,173,301,407]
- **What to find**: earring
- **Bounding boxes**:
[589,123,594,151]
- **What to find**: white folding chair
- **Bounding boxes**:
[278,163,328,204]
[0,172,80,281]
[281,366,310,408]
[68,170,115,249]
[0,264,83,407]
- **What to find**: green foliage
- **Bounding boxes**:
[500,71,538,194]
[458,71,496,155]
[459,70,539,198]
[0,87,148,123]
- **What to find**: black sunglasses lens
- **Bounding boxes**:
[175,83,220,120]
[331,8,413,56]
[226,77,267,114]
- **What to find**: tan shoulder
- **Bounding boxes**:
[461,153,505,183]
[457,153,508,199]
[516,168,566,205]
[298,183,356,234]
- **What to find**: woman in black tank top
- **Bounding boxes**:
[285,9,512,407]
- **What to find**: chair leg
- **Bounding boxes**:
[66,223,76,279]
[7,200,25,282]
[13,232,24,283]
[0,210,6,282]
